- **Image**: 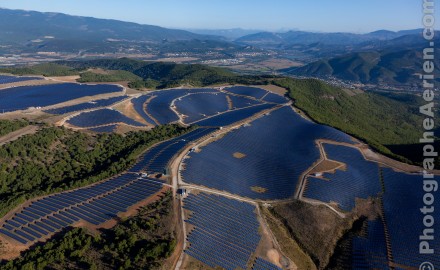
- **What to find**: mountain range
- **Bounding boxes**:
[235,29,422,46]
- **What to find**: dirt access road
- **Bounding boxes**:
[0,125,40,146]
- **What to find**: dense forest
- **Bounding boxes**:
[0,123,193,218]
[0,192,176,270]
[0,119,29,137]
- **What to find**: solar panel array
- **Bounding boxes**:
[193,103,276,127]
[0,174,163,244]
[252,257,282,270]
[146,88,217,124]
[131,95,157,125]
[261,93,288,104]
[129,128,216,174]
[224,86,268,99]
[381,168,440,268]
[183,193,261,270]
[303,144,381,211]
[0,75,42,85]
[0,83,123,112]
[44,96,128,115]
[228,94,262,109]
[67,108,145,128]
[174,93,229,124]
[352,219,389,269]
[183,107,354,200]
[87,124,118,133]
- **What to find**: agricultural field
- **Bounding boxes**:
[0,74,438,270]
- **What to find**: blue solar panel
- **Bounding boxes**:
[304,144,381,211]
[174,92,229,123]
[44,96,128,115]
[183,106,354,200]
[261,93,288,104]
[0,75,42,85]
[253,257,283,270]
[0,83,122,112]
[87,124,118,133]
[0,229,28,244]
[67,108,144,128]
[228,94,262,109]
[131,95,157,125]
[224,86,268,99]
[382,169,440,268]
[193,103,275,127]
[183,193,261,270]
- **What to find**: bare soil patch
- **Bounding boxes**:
[233,152,246,159]
[251,186,268,194]
[271,200,355,269]
[258,58,304,69]
[46,75,80,83]
[308,159,345,175]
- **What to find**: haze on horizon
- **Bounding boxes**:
[0,0,437,33]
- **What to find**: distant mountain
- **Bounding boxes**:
[0,8,230,54]
[236,29,423,47]
[187,28,263,40]
[0,8,219,44]
[284,47,440,86]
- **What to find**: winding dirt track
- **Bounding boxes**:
[0,125,40,146]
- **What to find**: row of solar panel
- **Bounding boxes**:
[87,124,118,133]
[44,96,128,115]
[183,193,261,270]
[252,257,283,270]
[131,95,157,125]
[351,219,389,269]
[0,174,163,244]
[381,168,440,268]
[0,83,123,112]
[67,108,145,128]
[182,106,355,200]
[303,143,382,211]
[130,128,216,174]
[0,75,42,85]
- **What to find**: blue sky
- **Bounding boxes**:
[0,0,437,32]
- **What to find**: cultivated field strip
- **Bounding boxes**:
[303,144,382,211]
[0,83,123,112]
[67,108,145,128]
[129,127,216,174]
[182,106,355,200]
[0,75,42,85]
[381,169,440,268]
[44,95,129,115]
[252,257,282,270]
[183,193,261,270]
[0,174,163,245]
[351,219,389,269]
